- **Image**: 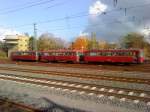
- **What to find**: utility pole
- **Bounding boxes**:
[33,23,37,51]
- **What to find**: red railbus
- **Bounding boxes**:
[39,50,83,63]
[84,49,144,64]
[11,51,38,61]
[10,49,144,64]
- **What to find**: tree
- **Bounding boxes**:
[144,43,150,59]
[0,41,7,58]
[120,32,150,58]
[99,41,110,49]
[29,36,35,51]
[37,33,65,51]
[71,36,88,50]
[120,32,146,48]
[87,32,99,50]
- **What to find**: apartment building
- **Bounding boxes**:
[4,34,29,51]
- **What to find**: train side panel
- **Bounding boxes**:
[11,51,38,61]
[54,51,80,63]
[84,56,135,63]
[84,49,144,64]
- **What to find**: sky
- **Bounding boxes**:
[0,0,150,42]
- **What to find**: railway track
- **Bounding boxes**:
[1,59,150,73]
[0,73,150,105]
[0,98,41,112]
[0,67,149,85]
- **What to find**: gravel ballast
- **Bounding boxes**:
[0,79,149,112]
[0,63,149,112]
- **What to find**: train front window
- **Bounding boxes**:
[13,52,21,56]
[139,51,144,57]
[77,52,83,56]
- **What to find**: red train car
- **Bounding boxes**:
[11,51,38,61]
[39,50,83,63]
[84,49,144,64]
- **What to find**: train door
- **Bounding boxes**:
[78,51,84,62]
[137,50,144,63]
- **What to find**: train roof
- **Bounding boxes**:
[85,49,143,52]
[11,51,36,53]
[39,50,84,52]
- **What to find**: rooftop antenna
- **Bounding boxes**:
[124,8,127,16]
[113,0,118,7]
[33,23,37,51]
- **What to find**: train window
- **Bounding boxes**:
[140,51,144,57]
[124,52,129,56]
[114,52,119,56]
[43,53,49,56]
[107,52,112,56]
[84,52,89,56]
[112,52,117,56]
[97,52,102,56]
[73,52,77,56]
[31,52,35,55]
[90,52,97,56]
[22,52,28,55]
[13,52,21,56]
[48,52,54,56]
[77,52,82,56]
[119,52,122,56]
[55,52,58,56]
[132,52,136,56]
[71,52,74,56]
[117,52,123,56]
[52,52,56,56]
[38,52,42,56]
[101,52,106,56]
[129,52,132,56]
[117,52,120,56]
[65,52,71,56]
[56,52,64,56]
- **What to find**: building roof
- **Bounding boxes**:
[4,34,29,40]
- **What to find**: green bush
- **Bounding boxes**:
[0,51,7,58]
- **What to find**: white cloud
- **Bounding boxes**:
[141,28,150,36]
[85,0,150,42]
[79,31,89,37]
[89,1,107,15]
[0,28,21,41]
[141,28,150,43]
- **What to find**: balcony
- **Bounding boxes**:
[5,41,18,44]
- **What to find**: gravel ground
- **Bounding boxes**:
[0,79,149,112]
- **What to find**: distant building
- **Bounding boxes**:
[4,34,29,51]
[4,34,29,57]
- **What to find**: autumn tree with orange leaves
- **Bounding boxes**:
[71,36,89,50]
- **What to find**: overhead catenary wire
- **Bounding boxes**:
[46,0,70,9]
[0,0,55,15]
[37,18,143,32]
[1,1,150,35]
[0,0,46,11]
[10,2,150,29]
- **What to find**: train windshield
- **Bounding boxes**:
[77,52,84,56]
[139,50,144,57]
